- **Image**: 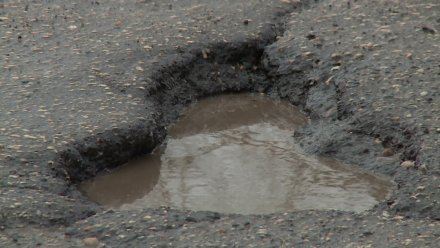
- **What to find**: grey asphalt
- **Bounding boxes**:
[1,0,439,247]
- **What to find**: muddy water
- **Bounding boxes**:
[79,94,393,214]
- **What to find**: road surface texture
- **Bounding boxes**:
[1,0,439,247]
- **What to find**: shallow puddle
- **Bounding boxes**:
[79,94,393,214]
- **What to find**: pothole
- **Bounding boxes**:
[79,93,393,214]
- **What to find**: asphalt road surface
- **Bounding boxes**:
[1,0,439,247]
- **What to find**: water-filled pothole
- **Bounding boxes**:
[79,93,393,214]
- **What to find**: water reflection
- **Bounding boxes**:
[79,94,393,214]
[79,153,161,207]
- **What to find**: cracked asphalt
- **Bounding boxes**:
[1,0,439,247]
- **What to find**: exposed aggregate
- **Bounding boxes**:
[1,0,440,247]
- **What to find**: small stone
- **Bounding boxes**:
[325,75,334,85]
[402,238,412,246]
[257,228,268,236]
[114,20,122,28]
[382,148,394,157]
[202,49,209,59]
[392,215,405,221]
[360,42,374,50]
[420,91,428,96]
[302,52,314,58]
[400,160,415,169]
[83,237,99,247]
[331,53,342,60]
[83,225,93,232]
[421,25,436,34]
[331,66,340,71]
[416,185,425,191]
[354,53,364,59]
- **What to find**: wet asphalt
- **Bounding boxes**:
[1,0,440,247]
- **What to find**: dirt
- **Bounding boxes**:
[1,0,439,247]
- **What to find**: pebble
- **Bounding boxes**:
[256,228,268,236]
[83,225,94,232]
[400,160,415,169]
[302,52,314,58]
[402,238,412,245]
[83,237,99,247]
[421,25,436,34]
[331,53,342,60]
[330,66,340,71]
[354,53,364,59]
[382,148,394,157]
